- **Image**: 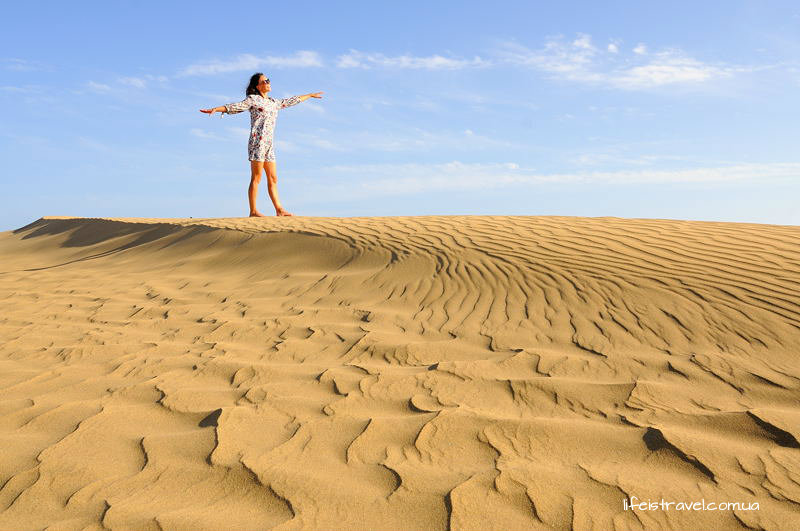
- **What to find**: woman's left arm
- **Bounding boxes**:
[280,92,324,108]
[299,92,324,102]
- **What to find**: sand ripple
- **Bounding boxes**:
[1,215,799,530]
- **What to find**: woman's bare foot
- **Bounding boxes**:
[276,207,293,217]
[249,211,267,217]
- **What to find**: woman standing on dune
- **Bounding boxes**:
[200,73,323,217]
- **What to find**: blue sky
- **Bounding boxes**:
[2,1,799,230]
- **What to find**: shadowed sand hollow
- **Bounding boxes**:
[1,215,799,531]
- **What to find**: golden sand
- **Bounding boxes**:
[1,215,799,530]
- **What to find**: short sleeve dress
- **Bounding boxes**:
[224,94,302,162]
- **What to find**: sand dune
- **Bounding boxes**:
[1,214,799,530]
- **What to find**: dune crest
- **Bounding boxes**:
[1,215,799,530]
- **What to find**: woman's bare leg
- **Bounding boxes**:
[264,161,292,216]
[249,160,266,217]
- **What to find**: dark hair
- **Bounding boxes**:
[246,72,265,97]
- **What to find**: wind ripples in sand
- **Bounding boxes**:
[0,215,799,530]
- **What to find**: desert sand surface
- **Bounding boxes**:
[1,214,799,531]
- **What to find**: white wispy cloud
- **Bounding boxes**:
[336,50,490,70]
[570,152,692,167]
[115,74,168,88]
[275,139,300,152]
[190,128,225,140]
[614,56,728,88]
[294,100,325,113]
[0,85,29,92]
[299,161,800,200]
[497,35,753,90]
[282,127,524,154]
[2,58,49,71]
[226,126,251,140]
[76,136,110,151]
[87,81,112,93]
[177,51,323,76]
[118,76,147,88]
[189,125,256,143]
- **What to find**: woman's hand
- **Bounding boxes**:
[199,108,217,115]
[298,93,324,103]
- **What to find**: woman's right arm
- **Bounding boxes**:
[200,97,252,115]
[199,106,226,115]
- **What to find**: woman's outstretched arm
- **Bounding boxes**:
[298,92,324,102]
[279,92,324,109]
[199,105,227,115]
[200,96,254,115]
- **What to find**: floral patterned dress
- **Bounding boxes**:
[223,94,302,162]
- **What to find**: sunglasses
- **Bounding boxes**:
[259,78,271,84]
